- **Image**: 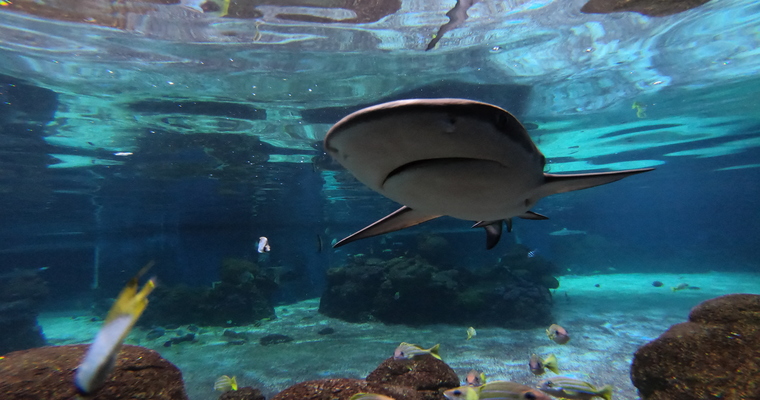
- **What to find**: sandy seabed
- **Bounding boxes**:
[38,272,760,400]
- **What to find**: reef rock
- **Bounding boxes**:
[141,258,277,327]
[0,344,187,400]
[270,378,423,400]
[367,354,460,397]
[219,386,266,400]
[0,271,48,355]
[631,294,760,400]
[320,253,554,328]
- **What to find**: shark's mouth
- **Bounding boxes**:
[382,157,489,187]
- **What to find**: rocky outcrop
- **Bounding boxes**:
[0,344,188,400]
[141,258,277,327]
[631,294,760,400]
[0,270,48,355]
[320,250,556,328]
[271,354,457,400]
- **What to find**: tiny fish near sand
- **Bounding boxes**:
[546,324,570,344]
[529,353,559,375]
[466,326,477,340]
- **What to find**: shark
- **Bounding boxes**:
[323,98,654,249]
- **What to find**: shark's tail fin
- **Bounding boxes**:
[541,168,654,197]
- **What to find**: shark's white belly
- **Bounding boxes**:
[380,158,544,221]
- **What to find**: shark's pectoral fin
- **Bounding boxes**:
[472,220,504,250]
[541,168,654,196]
[519,211,549,220]
[333,206,440,248]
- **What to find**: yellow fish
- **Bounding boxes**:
[466,327,477,340]
[350,394,396,400]
[75,262,156,395]
[529,353,559,375]
[214,375,238,392]
[632,101,647,118]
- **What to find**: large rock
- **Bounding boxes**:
[0,344,188,400]
[631,294,760,400]
[270,378,423,400]
[272,353,459,400]
[367,355,460,399]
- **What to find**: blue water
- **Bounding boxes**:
[1,0,759,399]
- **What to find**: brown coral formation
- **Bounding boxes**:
[320,250,556,328]
[630,294,760,400]
[0,344,188,400]
[272,355,457,400]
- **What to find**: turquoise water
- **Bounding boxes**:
[1,0,759,399]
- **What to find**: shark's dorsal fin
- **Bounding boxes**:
[333,206,440,248]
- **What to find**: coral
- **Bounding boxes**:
[366,355,460,393]
[319,253,554,328]
[140,258,277,327]
[0,344,187,400]
[271,353,458,400]
[631,294,760,400]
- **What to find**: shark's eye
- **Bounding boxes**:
[524,393,537,400]
[453,390,462,396]
[546,381,554,387]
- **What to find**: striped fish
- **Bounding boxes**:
[538,376,613,400]
[214,375,238,392]
[444,381,551,400]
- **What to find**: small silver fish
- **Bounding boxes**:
[393,342,441,360]
[257,236,271,253]
[538,376,613,400]
[527,249,537,258]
